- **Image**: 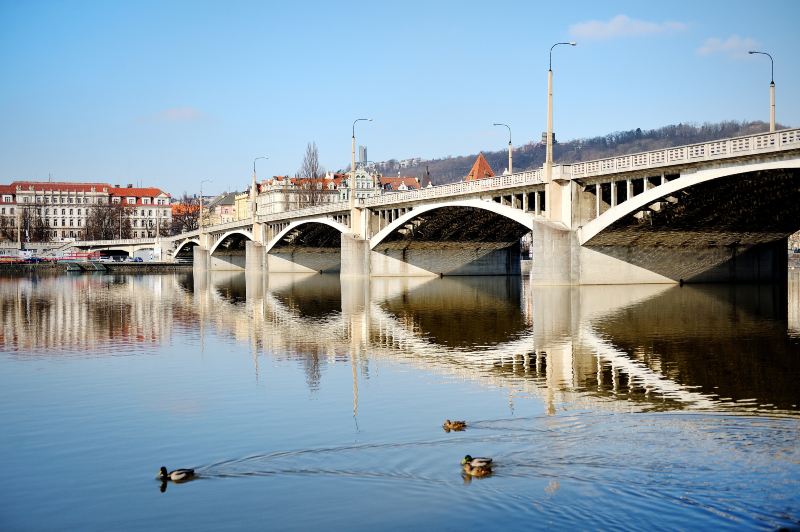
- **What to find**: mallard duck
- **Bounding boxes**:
[461,455,492,468]
[461,455,492,477]
[158,466,195,482]
[462,462,492,477]
[442,419,467,432]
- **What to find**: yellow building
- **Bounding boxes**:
[235,192,250,221]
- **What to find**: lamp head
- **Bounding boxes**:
[748,50,756,54]
[569,42,577,46]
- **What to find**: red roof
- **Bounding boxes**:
[465,153,494,181]
[8,181,169,198]
[11,181,112,192]
[108,186,169,198]
[379,176,420,190]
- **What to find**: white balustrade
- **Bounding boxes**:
[569,128,799,178]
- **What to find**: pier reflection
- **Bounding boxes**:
[1,271,798,415]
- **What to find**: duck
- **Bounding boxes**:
[442,419,467,432]
[461,455,492,477]
[158,466,195,482]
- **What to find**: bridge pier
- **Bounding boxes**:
[245,241,265,274]
[193,246,209,273]
[341,234,371,277]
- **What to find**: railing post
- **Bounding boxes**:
[595,183,601,218]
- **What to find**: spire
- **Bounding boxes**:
[465,153,495,182]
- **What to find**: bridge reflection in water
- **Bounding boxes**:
[4,271,795,416]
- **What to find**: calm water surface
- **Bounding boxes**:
[1,272,799,531]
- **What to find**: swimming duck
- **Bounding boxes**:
[462,461,493,477]
[158,466,195,482]
[461,455,492,468]
[461,455,493,476]
[442,419,467,432]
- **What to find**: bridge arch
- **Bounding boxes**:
[173,238,200,259]
[369,198,535,249]
[265,218,349,253]
[578,158,800,246]
[209,230,255,256]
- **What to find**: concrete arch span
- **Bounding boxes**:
[265,218,350,253]
[266,218,349,274]
[575,159,800,283]
[209,230,255,256]
[206,230,255,271]
[173,238,200,259]
[367,199,536,276]
[370,199,535,249]
[578,158,800,246]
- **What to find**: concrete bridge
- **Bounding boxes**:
[76,128,800,284]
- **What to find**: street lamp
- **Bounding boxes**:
[546,41,576,180]
[748,50,775,132]
[351,118,372,207]
[252,156,268,219]
[493,123,512,174]
[199,179,212,230]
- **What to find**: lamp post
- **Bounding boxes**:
[199,179,211,231]
[748,50,775,132]
[546,41,576,181]
[493,123,512,174]
[252,156,268,220]
[351,118,372,208]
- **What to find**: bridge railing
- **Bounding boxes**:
[256,202,350,223]
[76,237,161,247]
[569,128,800,179]
[360,168,545,208]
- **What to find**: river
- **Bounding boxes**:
[1,272,798,530]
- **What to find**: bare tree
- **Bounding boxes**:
[0,214,16,241]
[20,207,51,242]
[298,141,328,207]
[299,141,323,181]
[84,203,133,240]
[170,194,200,234]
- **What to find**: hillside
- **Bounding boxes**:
[382,121,785,185]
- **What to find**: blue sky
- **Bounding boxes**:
[1,0,798,196]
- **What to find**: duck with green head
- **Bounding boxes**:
[461,455,492,477]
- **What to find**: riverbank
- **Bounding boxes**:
[0,262,193,274]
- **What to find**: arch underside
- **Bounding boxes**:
[373,206,532,276]
[268,222,343,273]
[174,240,198,259]
[584,168,800,281]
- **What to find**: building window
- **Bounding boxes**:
[127,197,135,204]
[61,209,66,215]
[133,231,138,238]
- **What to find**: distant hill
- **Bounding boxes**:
[381,121,785,185]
